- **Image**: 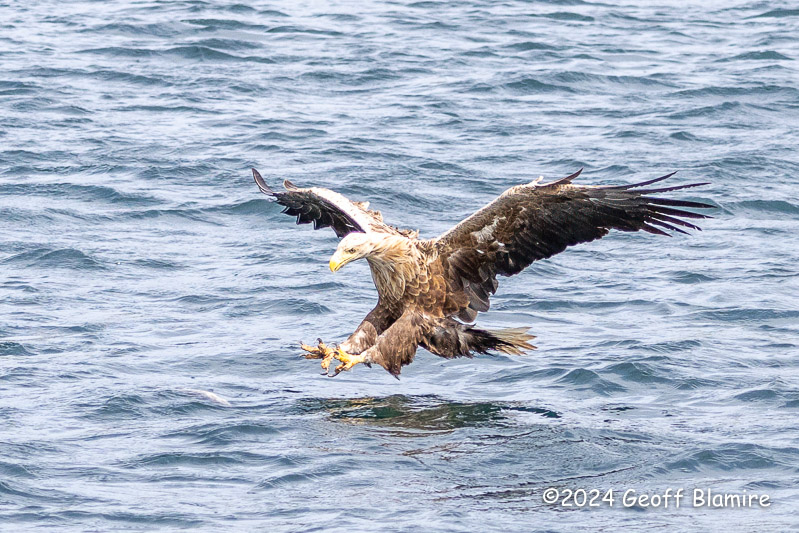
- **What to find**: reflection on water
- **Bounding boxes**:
[297,395,560,433]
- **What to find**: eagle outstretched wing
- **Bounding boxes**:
[253,168,401,238]
[436,169,713,320]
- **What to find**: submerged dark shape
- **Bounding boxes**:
[253,168,712,378]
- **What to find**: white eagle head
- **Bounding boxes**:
[329,232,408,272]
[329,233,379,272]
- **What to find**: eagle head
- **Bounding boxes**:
[329,232,376,272]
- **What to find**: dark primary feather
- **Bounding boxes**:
[437,171,713,316]
[252,168,365,238]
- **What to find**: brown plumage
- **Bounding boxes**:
[253,167,713,377]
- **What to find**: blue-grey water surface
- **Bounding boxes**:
[2,1,799,531]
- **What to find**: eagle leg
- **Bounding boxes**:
[300,339,337,374]
[330,347,368,377]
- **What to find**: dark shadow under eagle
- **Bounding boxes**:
[253,168,712,378]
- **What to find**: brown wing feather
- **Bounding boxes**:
[339,304,399,355]
[436,170,713,316]
[253,168,398,238]
[364,311,429,377]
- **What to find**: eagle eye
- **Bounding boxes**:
[346,247,356,254]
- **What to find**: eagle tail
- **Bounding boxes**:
[423,320,536,359]
[483,326,537,355]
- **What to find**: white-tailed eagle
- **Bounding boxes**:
[253,168,711,377]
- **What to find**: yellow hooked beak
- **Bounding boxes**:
[329,252,352,273]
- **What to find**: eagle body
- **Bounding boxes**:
[253,168,712,377]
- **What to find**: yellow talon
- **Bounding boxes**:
[299,339,336,372]
[332,348,367,376]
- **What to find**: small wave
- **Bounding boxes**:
[210,198,273,215]
[182,18,269,31]
[518,298,657,312]
[266,25,344,36]
[79,46,158,58]
[694,307,799,323]
[0,342,33,356]
[0,461,36,479]
[122,451,261,468]
[489,366,568,384]
[0,80,38,96]
[460,48,500,58]
[556,368,600,385]
[78,22,180,37]
[505,41,557,51]
[257,470,343,489]
[536,12,594,22]
[83,394,148,420]
[656,443,799,474]
[669,270,715,284]
[190,38,262,51]
[604,361,672,384]
[552,71,675,88]
[750,8,799,19]
[51,511,203,529]
[129,258,183,270]
[164,45,272,63]
[639,340,702,353]
[172,294,231,309]
[43,207,114,224]
[556,369,626,395]
[79,45,274,64]
[676,377,722,390]
[0,480,49,500]
[536,0,592,4]
[123,208,221,225]
[11,97,55,112]
[668,101,741,120]
[669,131,699,141]
[260,9,290,17]
[720,51,792,62]
[503,77,574,94]
[116,104,217,114]
[3,248,104,270]
[255,130,311,142]
[0,80,38,90]
[350,67,403,85]
[734,389,781,402]
[671,84,798,98]
[727,200,799,217]
[224,3,257,14]
[262,298,332,315]
[1,281,38,292]
[163,422,278,445]
[0,183,159,205]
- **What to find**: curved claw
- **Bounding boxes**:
[300,341,320,357]
[299,339,337,373]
